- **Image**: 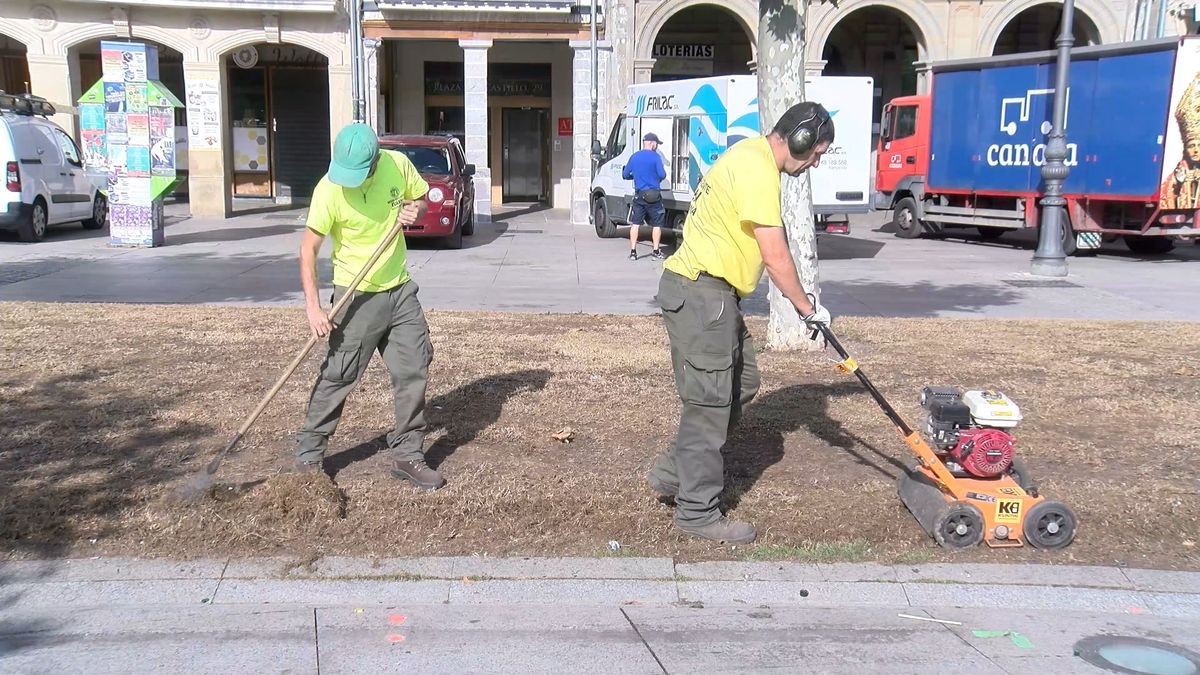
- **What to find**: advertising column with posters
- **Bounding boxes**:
[77,41,182,247]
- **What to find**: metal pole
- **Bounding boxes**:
[590,0,598,178]
[350,0,364,123]
[1031,0,1074,277]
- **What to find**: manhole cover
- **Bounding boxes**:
[1003,278,1081,288]
[1075,635,1200,674]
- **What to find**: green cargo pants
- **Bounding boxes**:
[295,280,433,464]
[651,270,761,527]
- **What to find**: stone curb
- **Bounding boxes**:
[2,557,1198,615]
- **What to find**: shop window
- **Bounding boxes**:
[426,106,464,145]
[230,67,267,128]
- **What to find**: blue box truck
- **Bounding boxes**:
[874,36,1200,255]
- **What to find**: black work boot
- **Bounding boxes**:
[392,458,446,491]
[677,517,757,545]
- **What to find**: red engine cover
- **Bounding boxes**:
[949,428,1015,478]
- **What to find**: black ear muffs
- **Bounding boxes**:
[786,106,831,157]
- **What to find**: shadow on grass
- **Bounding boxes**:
[722,382,909,512]
[325,368,552,476]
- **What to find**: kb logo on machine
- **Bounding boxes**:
[996,499,1023,523]
[634,94,677,115]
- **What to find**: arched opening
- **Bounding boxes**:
[651,4,753,82]
[0,33,30,95]
[224,43,330,205]
[992,4,1101,56]
[822,7,925,136]
[69,38,188,200]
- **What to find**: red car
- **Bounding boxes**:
[378,134,476,249]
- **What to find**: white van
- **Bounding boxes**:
[590,75,874,238]
[1,92,106,242]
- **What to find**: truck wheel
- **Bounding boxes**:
[593,197,617,239]
[893,197,924,239]
[977,226,1005,241]
[1123,236,1175,255]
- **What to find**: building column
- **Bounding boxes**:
[364,38,383,133]
[805,59,828,78]
[460,39,492,223]
[570,40,612,225]
[914,61,932,94]
[26,54,78,135]
[633,58,655,84]
[181,60,231,218]
[328,64,353,146]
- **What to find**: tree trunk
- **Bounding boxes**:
[758,0,822,351]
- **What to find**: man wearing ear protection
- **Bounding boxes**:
[649,101,836,545]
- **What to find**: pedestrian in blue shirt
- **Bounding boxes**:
[622,132,668,260]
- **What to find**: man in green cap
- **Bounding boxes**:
[294,122,445,491]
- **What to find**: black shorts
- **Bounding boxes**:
[629,197,666,227]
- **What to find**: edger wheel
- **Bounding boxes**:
[933,502,986,549]
[1023,500,1077,550]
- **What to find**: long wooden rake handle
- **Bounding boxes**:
[203,216,408,475]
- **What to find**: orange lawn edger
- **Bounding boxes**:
[813,323,1078,550]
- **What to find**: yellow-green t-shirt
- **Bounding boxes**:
[664,136,782,297]
[306,149,429,292]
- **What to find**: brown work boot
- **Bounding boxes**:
[392,458,446,491]
[677,517,757,545]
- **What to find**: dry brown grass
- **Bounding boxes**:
[1,301,1198,568]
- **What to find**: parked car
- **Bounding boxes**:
[378,134,475,249]
[1,92,106,242]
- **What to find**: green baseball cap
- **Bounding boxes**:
[329,123,379,187]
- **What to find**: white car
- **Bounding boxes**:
[2,92,106,242]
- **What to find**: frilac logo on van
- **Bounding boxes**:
[635,94,677,115]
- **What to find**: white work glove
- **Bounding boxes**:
[800,294,832,340]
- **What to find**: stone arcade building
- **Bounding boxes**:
[1,0,1196,222]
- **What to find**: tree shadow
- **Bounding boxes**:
[325,368,552,475]
[722,382,909,511]
[0,367,215,558]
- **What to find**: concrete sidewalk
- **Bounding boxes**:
[2,556,1199,673]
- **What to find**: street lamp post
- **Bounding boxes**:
[1031,0,1075,277]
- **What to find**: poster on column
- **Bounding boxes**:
[186,78,221,149]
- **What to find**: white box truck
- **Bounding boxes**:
[589,74,874,238]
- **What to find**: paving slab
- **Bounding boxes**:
[213,579,452,606]
[1142,591,1200,618]
[0,605,314,674]
[675,581,907,607]
[303,556,459,580]
[894,563,1132,589]
[0,580,219,610]
[1122,568,1200,594]
[447,579,677,605]
[623,604,1004,674]
[930,606,1200,661]
[315,604,657,674]
[903,582,1147,614]
[452,556,675,580]
[0,558,227,583]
